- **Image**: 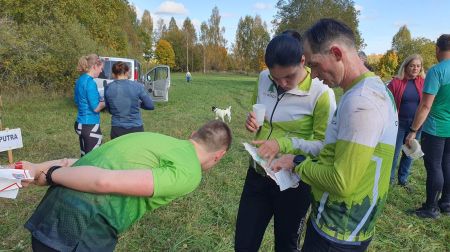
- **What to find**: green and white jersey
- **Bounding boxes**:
[254,68,336,157]
[296,73,398,244]
[25,133,202,251]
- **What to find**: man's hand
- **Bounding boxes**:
[245,111,259,132]
[405,131,417,148]
[271,154,295,172]
[18,159,72,187]
[253,139,280,165]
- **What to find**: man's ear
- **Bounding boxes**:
[190,131,197,138]
[214,149,227,162]
[300,55,306,65]
[330,46,343,61]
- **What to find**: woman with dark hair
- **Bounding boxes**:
[104,61,154,139]
[74,54,105,157]
[234,30,336,251]
[388,54,425,186]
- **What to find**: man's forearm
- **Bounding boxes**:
[51,166,154,197]
[411,103,431,131]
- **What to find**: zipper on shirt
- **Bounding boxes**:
[267,87,286,140]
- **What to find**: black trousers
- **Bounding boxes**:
[32,236,59,252]
[74,122,102,157]
[421,132,450,206]
[110,125,144,140]
[301,220,371,252]
[235,167,311,252]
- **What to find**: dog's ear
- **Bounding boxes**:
[212,106,216,112]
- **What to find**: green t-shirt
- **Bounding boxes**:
[25,133,201,251]
[422,59,450,137]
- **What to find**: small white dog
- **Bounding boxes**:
[212,106,231,123]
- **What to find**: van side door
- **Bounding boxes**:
[144,66,170,102]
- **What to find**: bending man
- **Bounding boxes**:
[22,120,232,252]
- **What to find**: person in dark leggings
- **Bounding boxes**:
[406,34,450,218]
[235,30,336,251]
[74,54,105,156]
[105,61,154,140]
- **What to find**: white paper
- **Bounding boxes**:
[243,142,300,191]
[0,168,33,199]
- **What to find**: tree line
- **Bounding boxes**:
[0,0,438,90]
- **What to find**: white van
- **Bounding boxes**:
[94,56,141,98]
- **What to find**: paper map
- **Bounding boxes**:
[243,142,300,191]
[0,167,33,199]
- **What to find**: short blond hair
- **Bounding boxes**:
[395,54,425,80]
[76,54,103,73]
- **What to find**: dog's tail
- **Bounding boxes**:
[228,106,231,111]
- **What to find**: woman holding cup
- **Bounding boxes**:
[235,30,336,251]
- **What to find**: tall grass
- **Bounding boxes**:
[0,73,448,251]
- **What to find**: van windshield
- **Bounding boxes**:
[98,60,132,79]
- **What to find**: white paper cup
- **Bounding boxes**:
[253,104,266,127]
[402,139,424,160]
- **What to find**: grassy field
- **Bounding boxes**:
[0,73,448,251]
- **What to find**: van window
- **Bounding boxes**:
[99,60,132,79]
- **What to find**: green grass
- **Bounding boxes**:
[0,73,448,251]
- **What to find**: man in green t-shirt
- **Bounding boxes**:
[21,120,232,252]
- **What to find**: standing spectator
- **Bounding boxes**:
[273,19,397,251]
[74,54,105,157]
[388,54,425,186]
[235,30,336,252]
[406,34,450,218]
[105,62,154,139]
[186,71,192,83]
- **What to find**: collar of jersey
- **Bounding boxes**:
[286,67,312,96]
[344,71,376,93]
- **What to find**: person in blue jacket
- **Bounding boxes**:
[74,54,105,157]
[105,61,154,139]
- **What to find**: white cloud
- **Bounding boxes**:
[156,1,188,15]
[354,4,363,12]
[253,2,272,10]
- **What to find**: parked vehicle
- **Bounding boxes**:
[143,65,171,102]
[94,56,141,98]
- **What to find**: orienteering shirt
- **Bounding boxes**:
[25,132,202,251]
[254,67,336,157]
[296,72,398,244]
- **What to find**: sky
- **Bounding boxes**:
[129,0,450,55]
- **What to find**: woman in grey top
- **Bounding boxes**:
[105,61,154,139]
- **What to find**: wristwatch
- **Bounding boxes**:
[293,155,306,167]
[46,165,63,186]
[409,126,418,133]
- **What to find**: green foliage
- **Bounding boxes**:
[155,39,176,68]
[378,50,399,79]
[273,0,364,48]
[392,25,412,54]
[390,25,437,72]
[233,15,270,73]
[140,10,154,61]
[0,0,144,90]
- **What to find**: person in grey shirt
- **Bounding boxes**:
[105,61,154,139]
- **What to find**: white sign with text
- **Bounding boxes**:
[0,128,23,152]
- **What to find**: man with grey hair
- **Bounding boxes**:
[272,19,397,251]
